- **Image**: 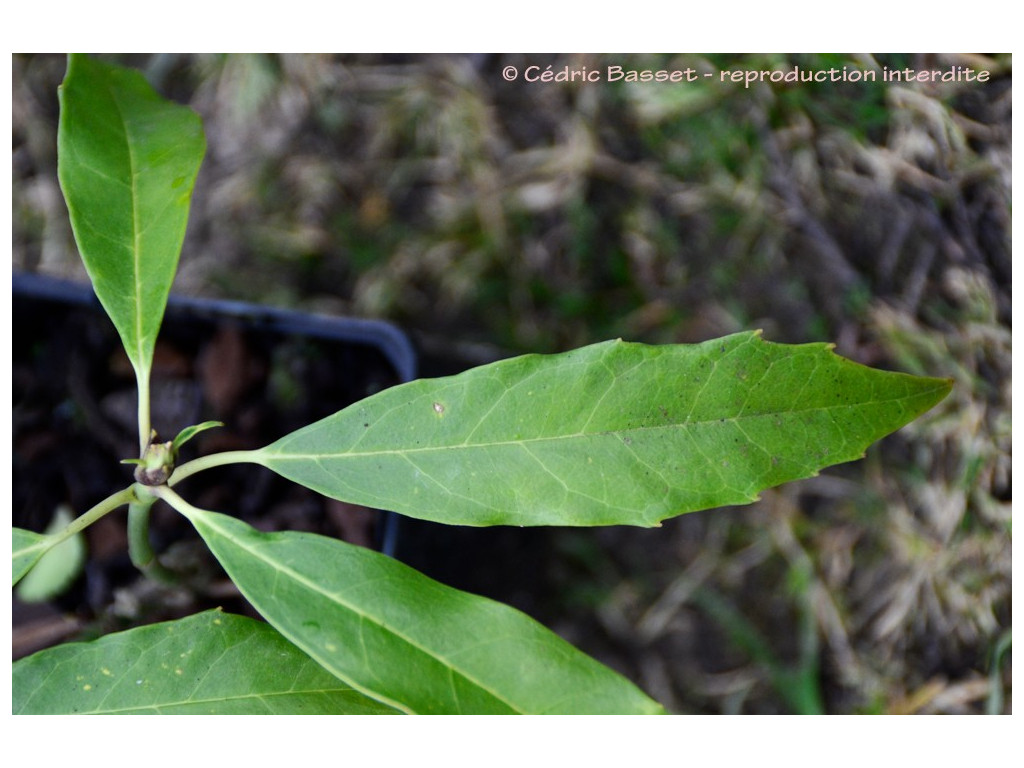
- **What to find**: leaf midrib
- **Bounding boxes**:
[266,387,940,462]
[196,512,524,715]
[105,81,147,370]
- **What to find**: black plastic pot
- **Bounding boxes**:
[13,272,415,656]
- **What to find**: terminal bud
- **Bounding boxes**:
[132,431,177,486]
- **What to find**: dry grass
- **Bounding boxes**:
[12,52,1011,713]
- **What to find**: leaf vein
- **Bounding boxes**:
[199,514,525,714]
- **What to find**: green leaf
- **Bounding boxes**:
[252,331,952,527]
[57,53,205,380]
[178,506,666,715]
[15,505,87,602]
[172,420,224,452]
[13,528,53,586]
[13,610,400,714]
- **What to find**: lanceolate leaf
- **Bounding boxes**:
[179,507,666,715]
[250,331,952,527]
[57,53,205,381]
[13,528,52,586]
[13,610,400,714]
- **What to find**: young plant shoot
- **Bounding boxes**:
[12,55,952,715]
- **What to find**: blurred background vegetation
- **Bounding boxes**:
[12,52,1011,713]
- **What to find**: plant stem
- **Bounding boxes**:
[127,495,176,583]
[168,450,262,486]
[152,484,204,517]
[50,486,139,547]
[136,366,151,455]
